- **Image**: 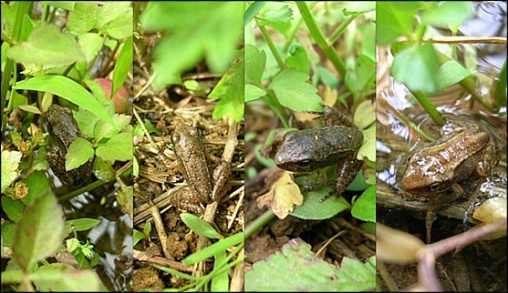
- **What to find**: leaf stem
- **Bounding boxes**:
[296,1,346,78]
[411,91,446,125]
[328,13,360,45]
[256,19,287,70]
[244,209,277,239]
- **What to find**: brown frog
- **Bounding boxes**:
[169,122,230,213]
[46,104,93,186]
[268,105,364,202]
[399,120,496,242]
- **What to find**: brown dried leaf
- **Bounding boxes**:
[256,172,303,219]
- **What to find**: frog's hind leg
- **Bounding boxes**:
[319,155,362,202]
[322,105,354,127]
[425,206,439,243]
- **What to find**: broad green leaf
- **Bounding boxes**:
[141,2,243,90]
[345,2,376,13]
[21,171,51,206]
[13,75,116,126]
[66,218,101,232]
[65,137,94,171]
[46,1,75,11]
[391,42,439,95]
[245,84,267,102]
[103,10,133,40]
[376,2,418,45]
[7,23,85,68]
[95,132,133,162]
[96,2,132,29]
[77,33,103,63]
[1,149,22,194]
[345,54,376,97]
[257,5,293,33]
[180,213,222,240]
[286,44,310,75]
[73,107,102,138]
[354,99,376,130]
[422,1,474,32]
[268,68,323,112]
[1,196,23,223]
[133,229,146,247]
[209,57,244,123]
[112,36,133,97]
[12,193,65,271]
[245,44,266,86]
[31,263,105,291]
[291,186,350,220]
[92,156,116,182]
[436,60,472,92]
[66,2,98,35]
[245,239,376,291]
[351,185,376,222]
[93,113,132,142]
[1,221,16,248]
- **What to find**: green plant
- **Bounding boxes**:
[244,2,376,290]
[1,2,133,290]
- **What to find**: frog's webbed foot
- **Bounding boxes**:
[319,155,363,202]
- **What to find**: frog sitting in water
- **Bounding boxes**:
[267,105,364,202]
[399,120,496,242]
[46,104,93,186]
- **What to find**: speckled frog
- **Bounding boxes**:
[269,105,364,201]
[399,120,496,242]
[45,104,93,186]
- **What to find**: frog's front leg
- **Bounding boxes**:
[211,160,231,202]
[319,153,363,202]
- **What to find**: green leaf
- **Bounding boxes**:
[6,23,85,69]
[345,54,376,97]
[351,185,376,222]
[66,2,98,35]
[257,5,293,33]
[65,137,94,171]
[245,44,266,86]
[212,249,229,292]
[93,113,132,142]
[13,193,65,271]
[77,33,103,63]
[1,149,22,194]
[1,196,23,223]
[31,263,105,291]
[66,218,101,232]
[103,10,133,40]
[21,171,52,206]
[92,156,116,182]
[376,2,418,45]
[208,57,244,123]
[291,186,350,220]
[422,2,474,32]
[268,68,323,112]
[181,213,222,240]
[245,238,376,291]
[391,42,439,95]
[1,221,16,248]
[245,84,267,102]
[13,76,116,126]
[436,60,471,92]
[286,44,310,75]
[96,2,132,29]
[182,233,244,266]
[95,132,133,162]
[133,229,146,247]
[140,2,243,90]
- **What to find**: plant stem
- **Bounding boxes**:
[1,2,32,135]
[244,209,277,239]
[328,13,360,45]
[296,1,346,78]
[256,19,286,70]
[412,91,446,125]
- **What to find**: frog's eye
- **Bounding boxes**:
[298,159,312,168]
[429,182,442,192]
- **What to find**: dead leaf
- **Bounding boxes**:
[256,171,303,219]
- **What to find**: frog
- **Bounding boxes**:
[169,122,231,213]
[45,104,93,186]
[398,120,497,242]
[269,105,364,202]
